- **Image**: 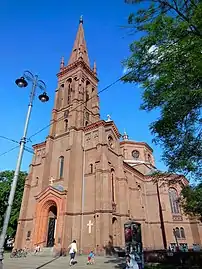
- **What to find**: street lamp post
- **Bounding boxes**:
[0,71,49,269]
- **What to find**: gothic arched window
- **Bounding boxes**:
[180,227,185,238]
[59,156,64,179]
[64,119,68,132]
[111,169,116,203]
[68,84,71,103]
[175,227,180,238]
[169,188,180,214]
[67,78,72,104]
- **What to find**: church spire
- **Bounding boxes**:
[93,61,97,75]
[68,16,90,66]
[60,56,64,70]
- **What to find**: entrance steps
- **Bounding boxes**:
[37,247,55,257]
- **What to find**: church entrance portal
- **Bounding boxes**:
[46,205,57,247]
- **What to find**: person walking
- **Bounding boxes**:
[68,240,77,266]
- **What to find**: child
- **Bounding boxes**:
[68,240,77,266]
[87,250,95,265]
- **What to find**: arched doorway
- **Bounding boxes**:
[46,205,57,247]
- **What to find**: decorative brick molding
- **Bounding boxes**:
[173,215,183,221]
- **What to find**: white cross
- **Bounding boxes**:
[49,177,55,186]
[87,220,93,234]
[106,114,111,122]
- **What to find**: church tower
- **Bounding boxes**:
[50,16,99,136]
[14,16,128,254]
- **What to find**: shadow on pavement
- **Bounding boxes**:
[35,256,60,269]
[104,257,126,269]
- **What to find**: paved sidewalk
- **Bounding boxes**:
[4,254,125,269]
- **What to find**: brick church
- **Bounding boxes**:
[15,18,202,253]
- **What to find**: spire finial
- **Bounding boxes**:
[79,15,83,24]
[106,115,112,122]
[93,61,97,74]
[123,129,129,141]
[60,56,64,70]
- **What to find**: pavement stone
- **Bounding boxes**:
[3,254,125,269]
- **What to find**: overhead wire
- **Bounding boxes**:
[0,71,132,158]
[28,71,132,141]
[0,135,34,154]
[0,145,19,157]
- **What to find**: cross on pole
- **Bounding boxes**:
[87,220,93,234]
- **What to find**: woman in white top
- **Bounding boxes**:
[68,240,77,266]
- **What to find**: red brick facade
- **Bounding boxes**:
[14,19,202,254]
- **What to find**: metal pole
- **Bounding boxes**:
[156,182,167,249]
[0,76,38,269]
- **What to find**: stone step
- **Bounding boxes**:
[36,247,55,257]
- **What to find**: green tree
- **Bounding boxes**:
[0,171,27,237]
[180,183,202,219]
[123,0,202,180]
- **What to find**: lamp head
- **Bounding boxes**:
[39,92,49,102]
[15,77,28,88]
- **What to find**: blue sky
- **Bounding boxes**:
[0,0,166,172]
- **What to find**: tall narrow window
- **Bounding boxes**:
[64,119,68,132]
[68,84,71,103]
[26,231,31,240]
[180,227,185,238]
[169,188,180,214]
[90,164,93,174]
[111,169,115,203]
[59,156,64,179]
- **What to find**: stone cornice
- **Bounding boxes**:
[57,59,99,82]
[64,210,129,217]
[32,141,46,150]
[145,173,188,185]
[84,120,121,139]
[120,140,153,153]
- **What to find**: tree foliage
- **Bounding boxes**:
[0,171,27,237]
[180,183,202,219]
[123,0,202,180]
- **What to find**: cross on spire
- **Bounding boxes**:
[79,15,83,24]
[123,129,129,141]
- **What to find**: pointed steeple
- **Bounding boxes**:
[68,16,90,66]
[93,61,97,74]
[60,56,64,70]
